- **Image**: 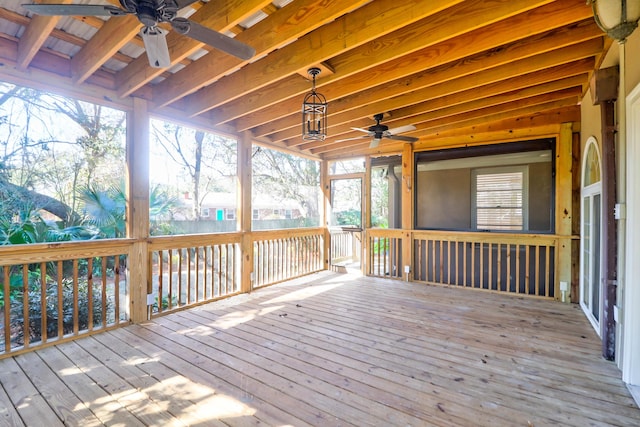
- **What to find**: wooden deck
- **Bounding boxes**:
[0,271,638,426]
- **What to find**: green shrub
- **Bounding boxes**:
[8,277,114,345]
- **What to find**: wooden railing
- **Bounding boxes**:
[252,228,324,288]
[0,240,131,358]
[330,227,361,265]
[148,233,242,317]
[366,229,404,279]
[412,230,558,298]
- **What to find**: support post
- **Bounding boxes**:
[127,97,150,322]
[321,159,331,270]
[556,123,573,301]
[601,100,618,361]
[401,143,414,279]
[591,65,620,361]
[238,132,253,293]
[363,156,371,275]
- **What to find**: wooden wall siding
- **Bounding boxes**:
[412,231,558,298]
[0,245,130,359]
[367,229,404,279]
[252,228,324,288]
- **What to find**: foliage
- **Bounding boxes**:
[252,146,321,222]
[333,209,362,227]
[371,166,390,228]
[150,119,237,222]
[7,275,114,344]
[0,82,126,228]
[78,183,126,238]
[0,203,100,246]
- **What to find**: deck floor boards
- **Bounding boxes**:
[0,271,638,426]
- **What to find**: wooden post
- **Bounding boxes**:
[556,123,573,302]
[401,143,414,279]
[363,156,371,275]
[571,131,581,303]
[238,132,253,293]
[321,159,331,270]
[127,97,150,322]
[591,65,620,361]
[601,101,618,361]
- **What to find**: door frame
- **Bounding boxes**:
[580,136,603,335]
[328,174,365,271]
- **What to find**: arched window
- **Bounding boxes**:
[580,136,603,334]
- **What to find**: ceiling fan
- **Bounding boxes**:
[337,113,418,148]
[22,1,256,68]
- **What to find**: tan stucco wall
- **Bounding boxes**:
[625,31,640,96]
[580,88,603,156]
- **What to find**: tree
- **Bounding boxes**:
[150,119,237,221]
[0,82,126,228]
[252,146,320,222]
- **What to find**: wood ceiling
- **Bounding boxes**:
[0,0,609,159]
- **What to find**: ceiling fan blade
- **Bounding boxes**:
[21,4,128,17]
[172,19,255,60]
[387,134,419,143]
[140,26,171,68]
[351,127,372,134]
[335,135,370,143]
[369,138,382,148]
[387,124,416,135]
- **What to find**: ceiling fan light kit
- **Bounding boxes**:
[21,1,256,68]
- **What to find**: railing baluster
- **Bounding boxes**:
[3,267,10,351]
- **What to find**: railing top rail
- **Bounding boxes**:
[251,227,324,241]
[0,239,134,265]
[147,232,243,250]
[411,229,560,245]
[365,228,406,238]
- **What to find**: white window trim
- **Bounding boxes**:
[471,165,529,231]
[580,136,603,335]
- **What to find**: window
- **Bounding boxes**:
[273,209,281,216]
[252,209,259,220]
[414,139,554,233]
[472,166,528,231]
[225,209,236,220]
[284,209,292,219]
[201,208,210,217]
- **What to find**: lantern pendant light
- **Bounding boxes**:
[301,67,327,141]
[588,0,640,42]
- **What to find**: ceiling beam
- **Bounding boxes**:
[290,49,598,151]
[152,0,371,108]
[17,0,73,70]
[239,0,592,138]
[71,15,141,84]
[183,0,466,117]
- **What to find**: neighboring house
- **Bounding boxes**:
[179,192,303,221]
